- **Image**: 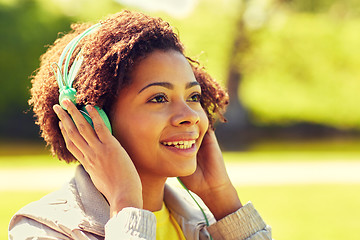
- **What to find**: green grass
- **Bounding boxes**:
[1,137,360,167]
[0,154,75,169]
[1,148,360,169]
[237,184,360,240]
[1,190,50,240]
[2,150,360,239]
[223,151,360,163]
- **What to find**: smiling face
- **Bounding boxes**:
[110,50,209,179]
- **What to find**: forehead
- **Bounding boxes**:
[128,50,197,89]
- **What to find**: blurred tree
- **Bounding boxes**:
[216,0,360,149]
[240,0,360,128]
[0,0,72,139]
[2,0,360,144]
[216,0,275,149]
[0,0,123,140]
[287,0,360,15]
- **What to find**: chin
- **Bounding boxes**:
[171,162,197,178]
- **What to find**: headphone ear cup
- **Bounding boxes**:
[80,106,112,134]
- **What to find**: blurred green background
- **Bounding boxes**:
[2,0,360,141]
[1,0,360,239]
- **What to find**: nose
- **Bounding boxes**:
[171,101,200,127]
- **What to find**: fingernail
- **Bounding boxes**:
[53,105,60,114]
[85,105,94,112]
[59,121,63,129]
[61,98,70,108]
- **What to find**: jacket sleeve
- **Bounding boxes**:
[9,216,71,240]
[105,207,157,240]
[206,202,271,240]
[9,208,157,240]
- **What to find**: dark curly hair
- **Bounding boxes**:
[29,10,229,163]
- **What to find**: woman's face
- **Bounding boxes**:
[111,50,209,178]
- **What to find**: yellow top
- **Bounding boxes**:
[153,203,186,240]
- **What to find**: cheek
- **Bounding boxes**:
[199,109,209,132]
[112,111,161,152]
[197,109,209,144]
[112,111,165,170]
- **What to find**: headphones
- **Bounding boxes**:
[52,23,212,234]
[52,23,112,134]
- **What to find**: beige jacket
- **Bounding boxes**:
[9,165,271,240]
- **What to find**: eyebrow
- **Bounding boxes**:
[186,81,200,89]
[138,81,200,93]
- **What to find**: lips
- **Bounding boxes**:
[161,140,196,149]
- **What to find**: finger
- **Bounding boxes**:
[60,99,100,146]
[85,105,113,143]
[53,104,91,153]
[59,121,84,162]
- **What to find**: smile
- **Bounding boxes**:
[161,140,196,150]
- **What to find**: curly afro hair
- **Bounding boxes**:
[29,10,229,163]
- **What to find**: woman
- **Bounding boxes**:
[9,10,271,239]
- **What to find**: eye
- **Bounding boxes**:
[148,93,169,103]
[188,93,201,103]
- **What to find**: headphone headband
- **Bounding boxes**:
[51,22,112,134]
[52,23,102,91]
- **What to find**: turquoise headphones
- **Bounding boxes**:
[52,23,212,233]
[52,23,112,134]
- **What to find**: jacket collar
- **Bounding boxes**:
[75,165,214,238]
[12,165,213,239]
[73,165,109,236]
[10,165,107,238]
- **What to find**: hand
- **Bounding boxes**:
[179,129,242,220]
[53,99,143,217]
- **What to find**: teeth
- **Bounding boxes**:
[162,140,196,149]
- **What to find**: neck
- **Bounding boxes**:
[139,173,167,212]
